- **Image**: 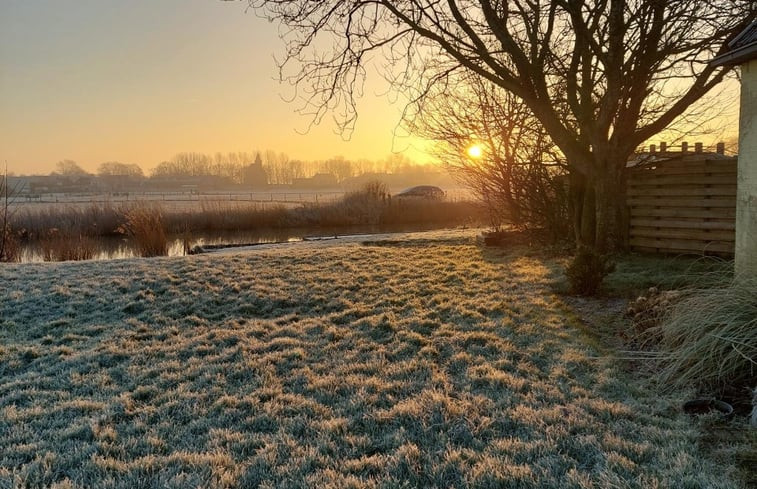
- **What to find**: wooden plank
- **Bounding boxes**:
[630,227,735,241]
[627,207,737,219]
[626,185,736,197]
[629,218,735,230]
[627,197,736,208]
[629,160,736,176]
[628,174,736,186]
[630,237,735,254]
[632,245,734,257]
[629,165,737,176]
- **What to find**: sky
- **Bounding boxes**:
[0,1,741,176]
[0,0,431,175]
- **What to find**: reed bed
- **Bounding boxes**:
[39,231,97,262]
[8,188,485,262]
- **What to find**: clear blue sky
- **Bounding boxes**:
[0,0,430,174]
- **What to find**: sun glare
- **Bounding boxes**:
[467,144,484,159]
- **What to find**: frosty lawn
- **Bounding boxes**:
[0,231,739,488]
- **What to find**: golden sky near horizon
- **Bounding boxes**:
[0,1,741,176]
[0,0,432,175]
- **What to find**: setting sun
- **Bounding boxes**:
[467,144,484,159]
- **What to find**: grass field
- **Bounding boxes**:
[0,230,744,488]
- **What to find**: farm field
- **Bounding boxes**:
[9,188,477,213]
[0,230,742,488]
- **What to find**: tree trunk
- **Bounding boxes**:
[568,157,629,253]
[594,161,629,253]
[568,172,597,247]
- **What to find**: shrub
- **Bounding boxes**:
[565,246,615,296]
[657,277,757,393]
[121,206,168,257]
[39,230,97,262]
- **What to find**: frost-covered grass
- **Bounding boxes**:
[0,230,743,488]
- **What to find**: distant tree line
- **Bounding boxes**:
[49,152,436,184]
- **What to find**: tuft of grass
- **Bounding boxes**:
[39,230,97,262]
[656,276,757,393]
[120,206,168,257]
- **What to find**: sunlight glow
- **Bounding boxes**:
[467,144,484,159]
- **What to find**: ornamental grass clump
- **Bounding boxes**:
[657,277,757,393]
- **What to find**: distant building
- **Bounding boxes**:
[6,176,32,195]
[291,173,338,189]
[242,153,268,189]
[99,174,144,193]
[27,174,100,194]
[149,175,234,191]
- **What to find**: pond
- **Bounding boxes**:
[16,224,442,263]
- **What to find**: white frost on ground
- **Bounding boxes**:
[0,229,741,488]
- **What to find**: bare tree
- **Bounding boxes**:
[408,72,569,239]
[250,0,754,251]
[319,156,354,182]
[53,159,89,176]
[97,162,144,177]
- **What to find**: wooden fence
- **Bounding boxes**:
[626,156,737,255]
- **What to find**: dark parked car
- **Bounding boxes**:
[396,185,446,200]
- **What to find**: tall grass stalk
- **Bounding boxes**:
[40,231,97,262]
[121,206,168,257]
[656,276,757,392]
[0,170,19,262]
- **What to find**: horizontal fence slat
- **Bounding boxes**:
[629,161,737,176]
[630,237,734,254]
[631,245,734,257]
[630,227,735,241]
[626,185,736,197]
[628,174,737,186]
[627,197,736,208]
[630,166,737,176]
[628,207,737,219]
[629,218,736,230]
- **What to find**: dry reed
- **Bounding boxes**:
[120,206,168,257]
[39,230,97,262]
